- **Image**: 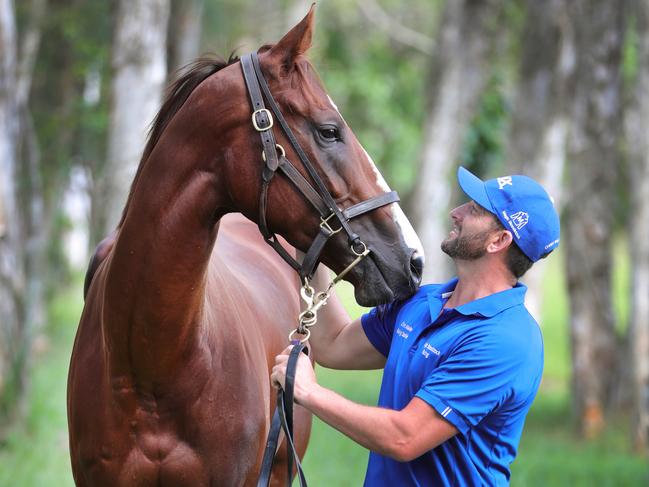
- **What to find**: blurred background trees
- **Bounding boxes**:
[91,0,170,243]
[1,0,648,483]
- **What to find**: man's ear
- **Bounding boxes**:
[487,230,513,254]
[268,4,315,69]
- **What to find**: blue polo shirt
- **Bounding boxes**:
[360,278,543,486]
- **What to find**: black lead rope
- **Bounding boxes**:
[257,343,309,487]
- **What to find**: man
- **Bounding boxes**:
[271,166,560,486]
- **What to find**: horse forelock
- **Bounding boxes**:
[117,54,239,228]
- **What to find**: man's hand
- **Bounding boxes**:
[271,345,319,405]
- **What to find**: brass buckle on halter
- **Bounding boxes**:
[252,108,273,131]
[320,212,343,235]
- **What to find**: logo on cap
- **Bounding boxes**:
[497,176,513,190]
[511,211,529,230]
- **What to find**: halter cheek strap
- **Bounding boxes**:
[240,52,399,282]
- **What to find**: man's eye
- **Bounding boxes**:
[319,126,340,141]
[471,203,484,215]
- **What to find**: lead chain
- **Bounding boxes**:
[288,241,371,343]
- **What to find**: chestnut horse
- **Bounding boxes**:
[68,8,423,486]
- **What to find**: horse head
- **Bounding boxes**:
[212,7,424,306]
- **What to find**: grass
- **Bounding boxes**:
[0,284,79,487]
[1,255,648,486]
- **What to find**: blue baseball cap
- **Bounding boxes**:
[457,166,560,262]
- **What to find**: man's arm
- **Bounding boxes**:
[304,264,386,370]
[272,347,458,461]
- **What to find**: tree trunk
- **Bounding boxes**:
[564,0,623,439]
[503,0,573,320]
[410,0,505,284]
[91,0,170,244]
[626,0,649,455]
[17,0,47,339]
[0,0,27,427]
[167,0,203,77]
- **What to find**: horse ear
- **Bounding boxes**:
[268,4,315,67]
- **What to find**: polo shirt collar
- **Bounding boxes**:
[426,277,527,318]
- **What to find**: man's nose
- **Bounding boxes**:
[449,205,464,222]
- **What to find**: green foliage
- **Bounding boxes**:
[623,15,639,95]
[31,0,111,180]
[28,0,112,286]
[314,2,434,195]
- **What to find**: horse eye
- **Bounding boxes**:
[318,126,340,141]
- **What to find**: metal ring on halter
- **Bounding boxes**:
[352,240,368,257]
[262,143,285,162]
[330,241,371,287]
[289,327,311,343]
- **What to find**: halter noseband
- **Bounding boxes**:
[240,52,399,282]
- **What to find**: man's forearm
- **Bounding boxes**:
[300,383,415,461]
[271,348,457,462]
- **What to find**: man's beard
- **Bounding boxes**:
[441,228,492,260]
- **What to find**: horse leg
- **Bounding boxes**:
[269,404,312,487]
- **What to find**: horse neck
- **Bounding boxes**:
[101,119,233,383]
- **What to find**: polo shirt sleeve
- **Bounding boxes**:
[415,330,528,436]
[360,301,403,357]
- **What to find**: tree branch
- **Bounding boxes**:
[357,0,434,55]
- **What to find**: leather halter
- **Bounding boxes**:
[240,52,400,281]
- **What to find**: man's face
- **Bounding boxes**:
[441,201,500,260]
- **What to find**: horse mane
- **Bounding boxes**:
[117,53,239,228]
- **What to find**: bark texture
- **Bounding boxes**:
[167,0,203,76]
[626,0,649,455]
[564,0,623,438]
[503,0,573,320]
[0,0,26,425]
[411,0,505,283]
[92,0,170,243]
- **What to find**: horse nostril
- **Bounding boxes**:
[410,251,424,285]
